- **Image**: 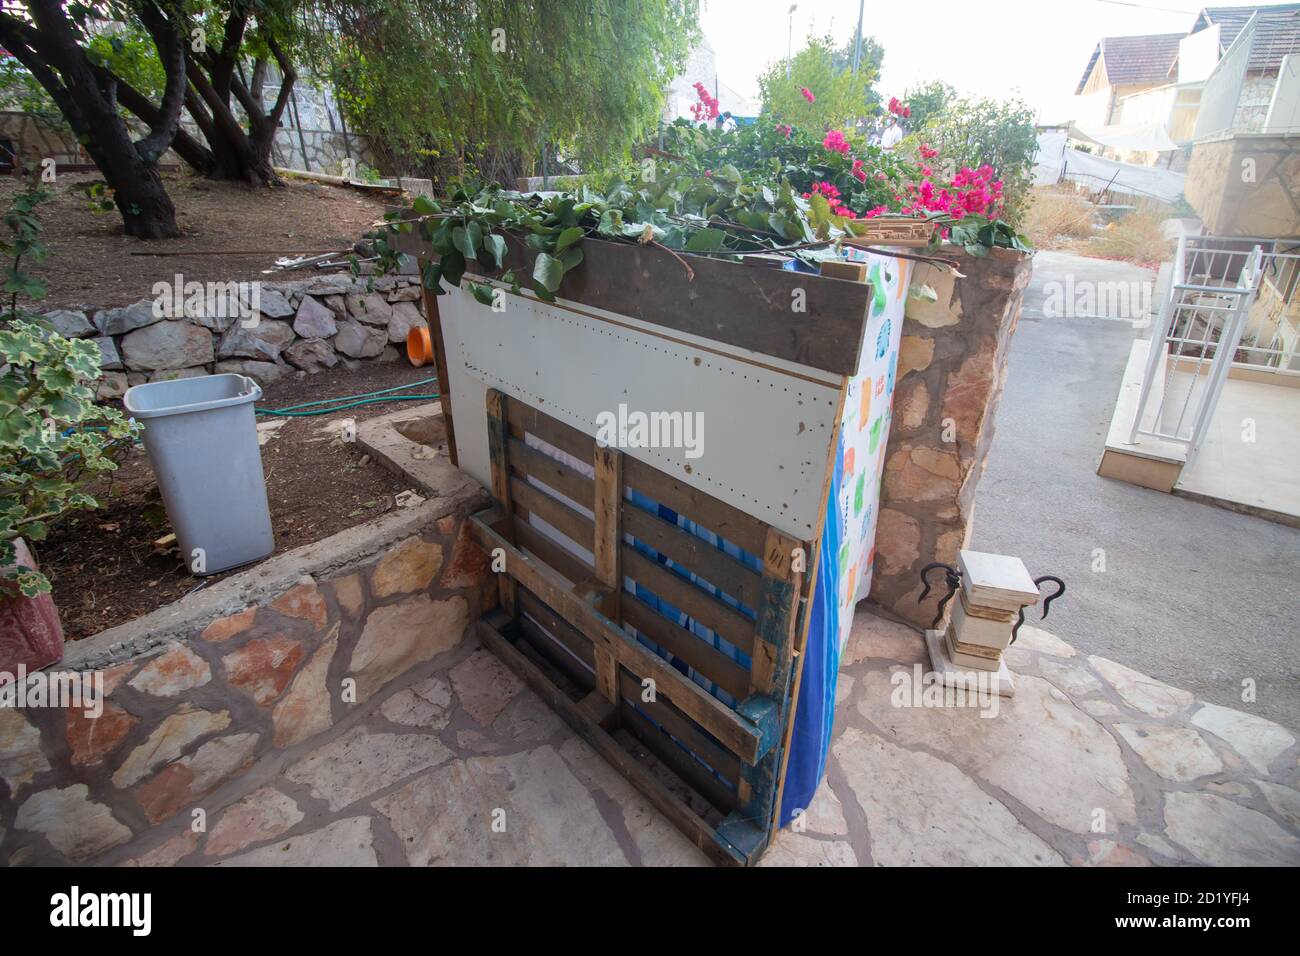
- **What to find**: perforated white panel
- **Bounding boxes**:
[440,283,852,539]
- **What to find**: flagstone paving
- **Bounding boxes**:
[102,606,1299,867]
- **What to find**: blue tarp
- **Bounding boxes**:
[778,438,844,826]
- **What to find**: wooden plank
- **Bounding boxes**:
[818,259,868,282]
[468,511,764,764]
[592,446,623,597]
[510,476,595,550]
[508,437,595,510]
[517,614,595,693]
[749,527,806,698]
[592,651,619,710]
[504,401,594,464]
[619,701,739,813]
[396,229,872,376]
[474,615,744,866]
[418,264,458,467]
[486,389,516,617]
[579,689,619,728]
[591,442,622,709]
[518,587,596,671]
[622,501,763,608]
[617,671,741,785]
[620,594,751,701]
[621,546,756,656]
[622,456,768,556]
[514,518,592,586]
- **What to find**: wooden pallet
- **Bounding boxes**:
[467,389,812,866]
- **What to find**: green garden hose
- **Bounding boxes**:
[254,377,440,417]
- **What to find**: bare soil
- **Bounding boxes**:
[2,170,391,310]
[38,362,442,641]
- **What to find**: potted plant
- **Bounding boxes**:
[0,174,138,676]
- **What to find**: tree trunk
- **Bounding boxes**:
[111,158,179,240]
[0,1,184,239]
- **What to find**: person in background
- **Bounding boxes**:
[880,116,903,150]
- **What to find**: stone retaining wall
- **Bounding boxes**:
[0,466,491,866]
[869,247,1033,628]
[1184,133,1300,237]
[40,271,429,400]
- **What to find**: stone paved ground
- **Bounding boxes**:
[973,250,1300,732]
[106,607,1300,867]
[766,608,1300,867]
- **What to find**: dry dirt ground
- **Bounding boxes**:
[39,362,441,641]
[1,169,391,310]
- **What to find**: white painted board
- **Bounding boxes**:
[439,281,852,539]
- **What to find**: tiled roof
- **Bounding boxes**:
[1195,4,1300,73]
[1075,34,1184,94]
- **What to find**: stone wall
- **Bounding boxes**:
[39,271,429,400]
[1184,133,1300,237]
[0,467,492,866]
[868,247,1033,628]
[0,111,81,167]
[1233,75,1278,134]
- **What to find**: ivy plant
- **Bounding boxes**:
[0,175,139,597]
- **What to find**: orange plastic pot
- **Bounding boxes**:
[407,326,434,367]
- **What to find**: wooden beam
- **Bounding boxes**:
[468,509,769,765]
[486,389,516,618]
[749,527,806,698]
[620,594,751,701]
[622,456,768,556]
[621,501,764,608]
[508,437,595,509]
[621,546,756,656]
[591,444,623,708]
[475,614,744,866]
[504,400,594,463]
[395,229,873,376]
[510,476,595,551]
[417,261,458,466]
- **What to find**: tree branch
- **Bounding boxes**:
[134,0,190,162]
[0,12,91,141]
[116,78,213,174]
[208,5,249,101]
[264,35,297,130]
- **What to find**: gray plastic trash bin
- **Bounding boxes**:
[124,374,274,575]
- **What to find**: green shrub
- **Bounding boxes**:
[0,176,138,596]
[906,94,1038,227]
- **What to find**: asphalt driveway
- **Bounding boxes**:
[970,251,1300,732]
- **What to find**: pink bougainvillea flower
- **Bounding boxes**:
[691,80,720,120]
[920,143,939,159]
[822,129,851,154]
[801,87,816,103]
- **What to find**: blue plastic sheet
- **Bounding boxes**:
[778,438,844,826]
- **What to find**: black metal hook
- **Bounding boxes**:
[917,562,961,630]
[1012,575,1066,643]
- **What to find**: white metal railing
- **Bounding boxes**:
[1128,235,1268,461]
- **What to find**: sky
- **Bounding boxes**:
[697,0,1273,121]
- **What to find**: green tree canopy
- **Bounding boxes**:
[758,33,876,131]
[900,80,956,132]
[308,0,699,182]
[906,92,1038,226]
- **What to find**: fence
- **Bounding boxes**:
[1129,233,1300,461]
